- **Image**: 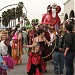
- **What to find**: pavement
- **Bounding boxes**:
[7,50,71,75]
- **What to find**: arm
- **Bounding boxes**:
[0,55,3,63]
[24,37,36,48]
[56,6,61,14]
[64,34,72,57]
[43,37,50,45]
[51,34,56,43]
[64,47,69,57]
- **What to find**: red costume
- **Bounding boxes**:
[41,3,61,29]
[27,52,43,75]
[50,5,61,26]
[41,13,51,25]
[44,30,52,61]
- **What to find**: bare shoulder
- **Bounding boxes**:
[43,37,46,41]
[33,37,38,42]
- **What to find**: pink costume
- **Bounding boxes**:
[0,40,15,69]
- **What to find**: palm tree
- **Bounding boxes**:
[16,2,24,22]
[2,11,9,27]
[2,2,24,27]
[7,9,12,27]
[11,8,16,26]
[24,16,30,25]
[18,2,24,8]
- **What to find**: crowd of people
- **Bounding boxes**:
[0,19,75,75]
[27,17,75,75]
[24,19,75,75]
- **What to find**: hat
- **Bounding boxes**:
[52,3,57,9]
[47,5,51,10]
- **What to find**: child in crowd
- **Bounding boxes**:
[0,30,15,70]
[0,53,8,75]
[27,43,43,75]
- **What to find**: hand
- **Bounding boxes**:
[23,45,27,48]
[48,41,51,45]
[64,52,67,57]
[59,48,63,51]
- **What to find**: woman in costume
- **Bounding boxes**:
[12,31,19,65]
[0,30,15,69]
[25,29,50,72]
[41,3,61,30]
[27,43,42,75]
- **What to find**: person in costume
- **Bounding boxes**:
[27,43,43,75]
[12,30,20,65]
[50,3,61,30]
[17,30,23,64]
[48,27,56,63]
[25,29,51,72]
[41,3,61,30]
[41,5,51,25]
[0,30,15,69]
[0,50,8,75]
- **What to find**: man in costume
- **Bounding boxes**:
[41,3,61,30]
[51,3,61,30]
[41,5,51,25]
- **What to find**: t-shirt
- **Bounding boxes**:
[65,32,75,52]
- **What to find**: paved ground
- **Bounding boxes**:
[7,50,71,75]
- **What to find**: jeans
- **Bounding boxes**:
[65,52,74,75]
[53,51,64,73]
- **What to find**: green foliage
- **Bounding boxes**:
[11,8,16,19]
[25,24,32,29]
[2,2,24,27]
[2,11,9,27]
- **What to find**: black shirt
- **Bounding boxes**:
[65,32,75,52]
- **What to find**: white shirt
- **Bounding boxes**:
[0,41,8,55]
[52,8,56,18]
[50,33,55,45]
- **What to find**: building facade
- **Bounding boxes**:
[64,0,75,21]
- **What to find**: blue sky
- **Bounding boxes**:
[0,0,67,22]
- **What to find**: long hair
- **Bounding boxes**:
[1,30,8,41]
[32,43,40,53]
[37,29,44,35]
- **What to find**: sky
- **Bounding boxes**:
[0,0,67,22]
